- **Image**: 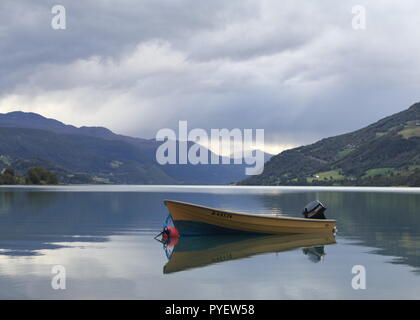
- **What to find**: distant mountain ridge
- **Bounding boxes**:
[0,111,257,184]
[239,102,420,187]
[0,111,157,150]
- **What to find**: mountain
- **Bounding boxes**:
[239,102,420,187]
[231,150,273,163]
[0,127,176,184]
[0,111,158,154]
[0,111,251,184]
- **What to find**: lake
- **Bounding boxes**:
[0,185,419,299]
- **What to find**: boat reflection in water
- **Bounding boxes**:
[162,233,336,274]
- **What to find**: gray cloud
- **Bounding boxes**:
[1,0,420,153]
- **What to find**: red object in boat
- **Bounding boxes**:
[162,226,180,243]
[165,235,179,248]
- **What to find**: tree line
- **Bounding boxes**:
[0,167,58,185]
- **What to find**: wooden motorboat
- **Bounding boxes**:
[163,200,336,235]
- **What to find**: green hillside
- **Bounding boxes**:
[0,111,254,184]
[239,102,420,187]
[0,127,177,184]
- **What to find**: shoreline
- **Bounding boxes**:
[1,184,420,194]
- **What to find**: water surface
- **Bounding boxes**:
[0,185,419,299]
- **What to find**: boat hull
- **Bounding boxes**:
[164,200,336,235]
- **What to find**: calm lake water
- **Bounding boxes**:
[0,185,419,299]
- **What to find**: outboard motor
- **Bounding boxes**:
[302,200,327,219]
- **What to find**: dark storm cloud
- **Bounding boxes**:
[0,0,254,89]
[1,0,420,153]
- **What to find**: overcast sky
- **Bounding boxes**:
[1,0,420,154]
